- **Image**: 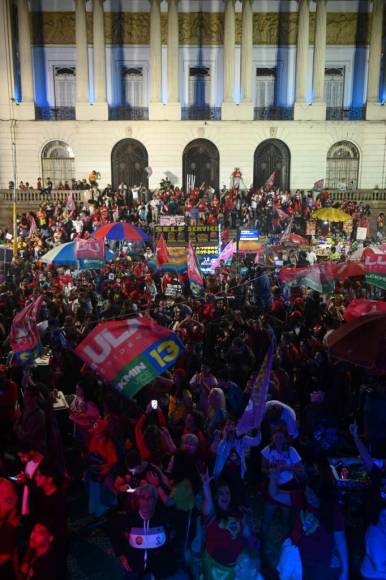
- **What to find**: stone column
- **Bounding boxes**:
[16,0,35,119]
[222,0,237,119]
[165,0,181,119]
[75,0,91,119]
[294,0,312,120]
[149,0,164,119]
[311,0,327,119]
[92,0,108,118]
[239,0,254,119]
[0,0,16,119]
[366,0,385,119]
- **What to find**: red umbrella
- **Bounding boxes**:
[332,261,366,282]
[344,299,386,322]
[325,313,386,372]
[93,222,150,241]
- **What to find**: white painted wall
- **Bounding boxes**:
[33,45,368,108]
[1,119,386,192]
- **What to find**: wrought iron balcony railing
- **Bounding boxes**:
[36,107,76,120]
[254,107,294,120]
[326,107,365,121]
[181,106,222,120]
[109,107,149,120]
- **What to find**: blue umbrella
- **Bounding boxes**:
[40,242,78,265]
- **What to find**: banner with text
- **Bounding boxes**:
[75,317,184,398]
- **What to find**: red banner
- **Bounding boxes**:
[362,248,386,274]
[75,238,105,260]
[75,317,184,398]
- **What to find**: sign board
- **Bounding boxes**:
[154,225,219,246]
[239,229,260,253]
[306,220,316,236]
[356,227,367,241]
[195,245,219,273]
[159,215,185,226]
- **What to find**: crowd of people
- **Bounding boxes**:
[0,174,385,580]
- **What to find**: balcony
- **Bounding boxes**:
[254,106,294,120]
[181,106,222,121]
[326,107,365,121]
[36,107,75,120]
[109,107,149,121]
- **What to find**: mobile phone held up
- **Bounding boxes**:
[151,400,158,410]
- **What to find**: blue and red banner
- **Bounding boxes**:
[10,296,43,365]
[75,317,184,398]
[187,242,204,296]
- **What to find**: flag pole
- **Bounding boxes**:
[12,140,17,257]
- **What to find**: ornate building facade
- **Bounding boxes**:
[0,0,386,192]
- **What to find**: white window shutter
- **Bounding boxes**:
[54,66,76,107]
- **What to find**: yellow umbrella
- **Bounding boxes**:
[311,207,351,222]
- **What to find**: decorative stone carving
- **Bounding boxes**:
[30,11,370,46]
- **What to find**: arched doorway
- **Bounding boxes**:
[326,141,359,190]
[183,139,219,192]
[41,140,75,188]
[111,139,149,189]
[253,139,290,190]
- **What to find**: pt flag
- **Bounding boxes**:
[10,296,43,365]
[237,340,274,436]
[187,242,204,296]
[75,317,184,398]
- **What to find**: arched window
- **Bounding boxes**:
[326,141,359,191]
[41,140,75,188]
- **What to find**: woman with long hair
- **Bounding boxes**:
[200,470,257,580]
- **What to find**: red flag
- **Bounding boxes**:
[156,233,170,268]
[276,208,289,221]
[265,171,276,188]
[10,296,43,365]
